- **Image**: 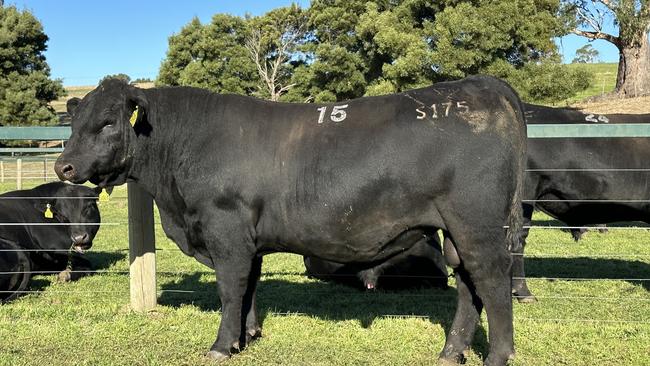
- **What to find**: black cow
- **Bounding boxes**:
[304,230,448,290]
[0,182,102,302]
[511,104,650,302]
[55,76,526,366]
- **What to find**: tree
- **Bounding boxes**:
[245,5,307,101]
[286,0,441,102]
[100,73,131,84]
[0,6,65,126]
[157,15,258,95]
[564,0,650,97]
[158,0,592,104]
[572,44,600,62]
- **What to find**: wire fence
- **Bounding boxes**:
[1,168,650,326]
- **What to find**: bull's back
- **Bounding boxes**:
[248,78,521,252]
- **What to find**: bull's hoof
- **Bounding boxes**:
[206,351,230,363]
[483,352,515,366]
[57,270,72,282]
[438,357,461,366]
[516,295,538,304]
[247,327,262,340]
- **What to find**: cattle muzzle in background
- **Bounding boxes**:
[70,233,92,254]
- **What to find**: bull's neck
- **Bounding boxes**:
[126,89,193,200]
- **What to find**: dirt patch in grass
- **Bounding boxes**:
[572,95,650,115]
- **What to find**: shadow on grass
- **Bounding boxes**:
[18,251,126,300]
[84,251,125,271]
[524,256,650,291]
[158,273,490,359]
[530,218,650,228]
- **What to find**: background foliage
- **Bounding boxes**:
[157,0,593,104]
[0,6,64,126]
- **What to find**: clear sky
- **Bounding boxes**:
[5,0,619,86]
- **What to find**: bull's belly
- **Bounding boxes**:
[256,204,444,263]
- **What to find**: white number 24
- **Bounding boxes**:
[317,104,349,124]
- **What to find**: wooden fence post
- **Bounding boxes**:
[43,158,47,182]
[1,160,4,183]
[127,182,157,311]
[16,159,22,190]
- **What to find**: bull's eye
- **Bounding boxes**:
[101,120,114,130]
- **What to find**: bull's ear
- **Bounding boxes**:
[125,86,152,136]
[67,98,81,117]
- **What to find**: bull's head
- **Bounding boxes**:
[54,79,149,187]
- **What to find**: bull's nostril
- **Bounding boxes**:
[58,163,76,179]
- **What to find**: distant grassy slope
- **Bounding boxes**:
[566,63,618,101]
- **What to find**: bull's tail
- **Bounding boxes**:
[504,92,527,255]
[506,165,524,253]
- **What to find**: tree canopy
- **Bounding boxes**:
[0,5,64,125]
[158,0,593,104]
[572,44,600,63]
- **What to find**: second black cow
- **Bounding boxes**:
[0,182,102,302]
[304,230,448,290]
[511,104,650,302]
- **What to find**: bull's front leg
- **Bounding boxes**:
[206,252,257,362]
[242,256,263,345]
[202,212,259,362]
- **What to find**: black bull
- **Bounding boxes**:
[0,182,101,303]
[55,76,526,365]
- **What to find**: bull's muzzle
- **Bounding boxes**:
[54,160,76,181]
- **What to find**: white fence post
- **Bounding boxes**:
[16,159,22,190]
[127,182,157,312]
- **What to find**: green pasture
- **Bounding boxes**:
[555,63,618,106]
[0,178,648,366]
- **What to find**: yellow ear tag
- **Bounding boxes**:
[44,204,54,219]
[129,107,139,126]
[99,188,109,202]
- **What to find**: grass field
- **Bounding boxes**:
[0,177,648,366]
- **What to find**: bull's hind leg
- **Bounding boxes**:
[511,203,536,303]
[439,265,483,364]
[439,229,514,366]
